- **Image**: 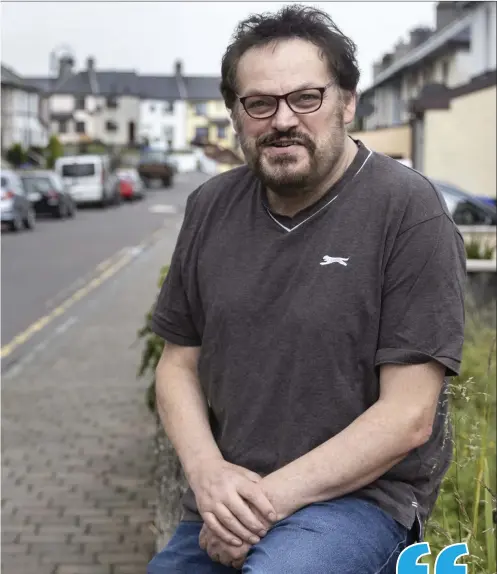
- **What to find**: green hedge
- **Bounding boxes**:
[138,267,496,572]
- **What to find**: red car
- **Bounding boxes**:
[115,169,146,201]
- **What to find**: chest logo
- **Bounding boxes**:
[320,256,349,267]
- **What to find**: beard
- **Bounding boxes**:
[237,110,346,198]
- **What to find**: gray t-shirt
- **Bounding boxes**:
[151,142,466,539]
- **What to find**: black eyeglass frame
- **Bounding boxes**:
[238,80,335,119]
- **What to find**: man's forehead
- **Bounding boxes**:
[236,39,329,94]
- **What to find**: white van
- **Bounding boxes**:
[55,155,117,207]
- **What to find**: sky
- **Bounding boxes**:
[1,1,436,90]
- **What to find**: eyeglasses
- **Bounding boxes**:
[238,80,334,120]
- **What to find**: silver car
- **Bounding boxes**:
[0,169,36,232]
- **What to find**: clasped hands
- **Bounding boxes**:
[190,458,294,570]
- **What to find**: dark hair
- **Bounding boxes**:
[220,4,360,110]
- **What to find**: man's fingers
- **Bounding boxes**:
[215,502,263,544]
[238,482,277,523]
[202,511,244,547]
[226,495,268,538]
[240,468,262,482]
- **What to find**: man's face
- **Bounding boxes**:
[233,38,356,197]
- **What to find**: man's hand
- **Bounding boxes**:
[199,523,251,570]
[189,458,276,546]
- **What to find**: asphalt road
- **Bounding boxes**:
[1,171,209,372]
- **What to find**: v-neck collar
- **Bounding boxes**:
[259,140,372,233]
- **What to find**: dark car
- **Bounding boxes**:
[434,180,497,226]
[1,169,36,232]
[20,170,77,219]
[137,149,175,188]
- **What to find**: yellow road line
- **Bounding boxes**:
[0,250,134,360]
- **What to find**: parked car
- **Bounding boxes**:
[114,168,146,201]
[19,170,76,219]
[54,155,120,207]
[137,149,174,188]
[434,180,497,226]
[0,169,36,232]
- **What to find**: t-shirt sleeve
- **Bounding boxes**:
[150,194,202,347]
[375,213,466,377]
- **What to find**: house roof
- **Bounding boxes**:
[23,68,224,101]
[138,75,180,99]
[184,76,222,100]
[361,8,476,95]
[1,64,40,92]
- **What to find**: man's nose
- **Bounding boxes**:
[270,99,299,132]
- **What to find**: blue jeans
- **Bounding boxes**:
[147,496,414,573]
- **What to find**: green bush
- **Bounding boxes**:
[46,135,63,169]
[6,143,26,167]
[465,236,495,260]
[138,267,496,571]
[137,264,169,412]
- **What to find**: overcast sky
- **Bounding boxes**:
[1,1,436,90]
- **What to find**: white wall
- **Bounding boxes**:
[49,94,75,113]
[138,99,187,150]
[1,85,47,149]
[470,2,497,77]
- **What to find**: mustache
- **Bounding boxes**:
[257,130,316,151]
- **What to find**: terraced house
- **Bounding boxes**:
[352,1,496,199]
[24,56,236,153]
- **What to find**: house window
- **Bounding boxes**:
[163,102,174,114]
[75,96,85,110]
[106,121,118,132]
[195,127,209,142]
[59,120,67,134]
[195,102,207,116]
[442,61,449,85]
[107,97,118,109]
[75,121,85,134]
[217,126,226,139]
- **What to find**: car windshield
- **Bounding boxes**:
[140,150,167,163]
[61,163,95,177]
[21,177,51,193]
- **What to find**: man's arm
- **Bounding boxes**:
[155,343,276,545]
[260,361,446,519]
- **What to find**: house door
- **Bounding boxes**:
[128,121,136,145]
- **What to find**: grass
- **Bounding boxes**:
[138,268,496,572]
[422,299,496,573]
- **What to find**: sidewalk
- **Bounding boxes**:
[1,228,180,574]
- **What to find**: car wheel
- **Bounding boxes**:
[9,212,24,232]
[162,176,171,188]
[56,201,68,218]
[24,208,36,230]
[67,199,77,217]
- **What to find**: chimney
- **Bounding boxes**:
[381,53,394,71]
[373,62,383,80]
[174,59,187,99]
[409,27,432,49]
[86,56,99,95]
[436,1,463,31]
[174,60,183,78]
[393,40,409,62]
[58,55,74,81]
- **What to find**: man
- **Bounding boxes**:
[147,5,466,573]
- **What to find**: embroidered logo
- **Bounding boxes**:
[320,256,349,267]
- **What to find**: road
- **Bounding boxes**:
[1,171,208,373]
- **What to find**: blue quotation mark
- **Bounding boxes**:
[397,542,469,574]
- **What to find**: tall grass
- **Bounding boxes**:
[423,299,496,573]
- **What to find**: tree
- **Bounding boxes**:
[6,144,26,167]
[46,135,63,169]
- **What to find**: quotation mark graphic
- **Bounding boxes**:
[397,542,469,574]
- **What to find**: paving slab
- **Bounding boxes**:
[1,224,181,574]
